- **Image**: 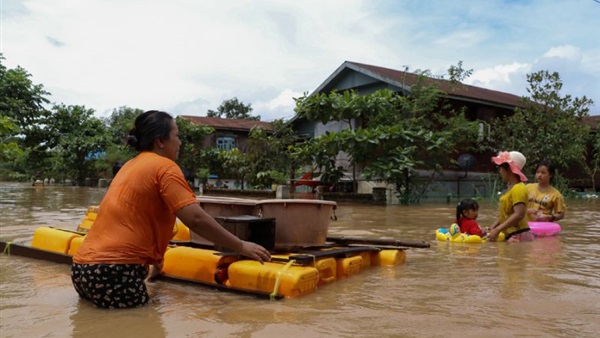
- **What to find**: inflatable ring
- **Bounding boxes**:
[528,222,561,237]
[436,223,505,243]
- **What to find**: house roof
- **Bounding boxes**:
[582,115,600,130]
[179,115,272,132]
[314,61,525,110]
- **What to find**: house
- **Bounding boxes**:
[292,61,599,198]
[178,115,272,190]
[179,115,272,152]
[294,61,523,133]
[293,61,526,170]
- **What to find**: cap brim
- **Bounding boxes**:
[491,156,504,165]
[492,156,527,182]
[508,162,528,182]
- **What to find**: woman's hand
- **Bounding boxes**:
[238,241,271,264]
[487,226,502,242]
[146,260,164,282]
[528,208,546,221]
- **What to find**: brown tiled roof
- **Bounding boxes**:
[581,115,600,130]
[179,115,272,132]
[343,61,525,108]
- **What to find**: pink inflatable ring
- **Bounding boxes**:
[528,222,561,237]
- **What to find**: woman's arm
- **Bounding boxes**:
[487,204,526,241]
[175,203,271,263]
[541,211,564,222]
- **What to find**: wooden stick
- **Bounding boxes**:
[326,236,430,248]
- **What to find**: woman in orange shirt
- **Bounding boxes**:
[72,110,271,309]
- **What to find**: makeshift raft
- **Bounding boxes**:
[0,204,430,300]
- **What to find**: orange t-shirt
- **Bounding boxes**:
[73,152,197,264]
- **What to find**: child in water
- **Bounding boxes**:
[456,198,484,237]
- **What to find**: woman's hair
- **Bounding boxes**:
[456,198,479,225]
[126,110,174,152]
[497,162,510,170]
[497,162,519,179]
[536,160,556,182]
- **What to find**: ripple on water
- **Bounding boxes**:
[1,184,599,337]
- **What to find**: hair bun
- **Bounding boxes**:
[126,135,139,148]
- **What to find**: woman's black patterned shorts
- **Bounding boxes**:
[71,263,149,309]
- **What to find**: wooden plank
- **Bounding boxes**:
[0,241,73,264]
[345,243,409,250]
[217,245,382,265]
[326,236,431,248]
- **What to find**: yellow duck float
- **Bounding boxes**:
[435,223,504,243]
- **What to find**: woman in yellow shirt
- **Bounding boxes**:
[487,151,534,242]
[526,161,566,222]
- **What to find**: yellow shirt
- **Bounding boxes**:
[498,182,530,236]
[526,183,566,219]
[74,152,197,264]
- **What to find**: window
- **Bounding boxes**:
[216,136,236,150]
[478,122,491,142]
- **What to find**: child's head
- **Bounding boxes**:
[456,198,479,222]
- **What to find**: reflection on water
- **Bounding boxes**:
[1,182,599,337]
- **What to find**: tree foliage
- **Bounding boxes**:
[0,115,22,168]
[207,97,260,121]
[489,70,593,176]
[0,54,51,149]
[218,148,251,189]
[175,116,215,181]
[245,119,299,187]
[293,65,480,203]
[101,106,144,170]
[2,53,596,196]
[46,104,110,184]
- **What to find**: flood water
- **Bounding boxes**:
[1,182,599,338]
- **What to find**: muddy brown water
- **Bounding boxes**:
[1,182,599,338]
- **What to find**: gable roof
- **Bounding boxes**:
[314,61,524,109]
[582,115,600,130]
[179,115,272,132]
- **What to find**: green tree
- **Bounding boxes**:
[219,148,251,189]
[0,54,51,149]
[293,65,479,203]
[290,131,347,188]
[246,119,298,187]
[200,148,224,180]
[47,104,110,184]
[0,55,53,179]
[0,115,23,179]
[102,106,144,175]
[294,89,404,190]
[175,116,214,182]
[105,106,144,146]
[489,70,593,175]
[207,97,260,121]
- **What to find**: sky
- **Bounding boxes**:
[2,0,599,121]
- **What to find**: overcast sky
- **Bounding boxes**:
[2,0,599,120]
